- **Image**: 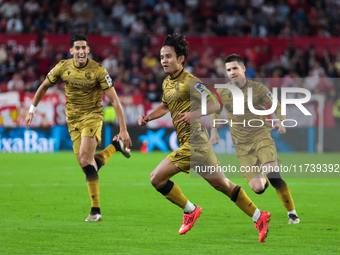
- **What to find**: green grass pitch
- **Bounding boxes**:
[0,152,339,254]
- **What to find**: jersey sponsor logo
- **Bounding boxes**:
[266,91,273,101]
[105,75,112,87]
[48,69,53,75]
[70,82,94,87]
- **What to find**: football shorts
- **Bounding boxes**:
[167,142,220,174]
[235,137,277,182]
[68,117,103,154]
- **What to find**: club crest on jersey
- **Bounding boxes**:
[85,71,91,80]
[105,75,112,87]
[266,91,273,101]
[195,83,208,95]
[48,69,53,75]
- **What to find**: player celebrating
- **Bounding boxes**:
[25,34,132,222]
[138,34,271,243]
[210,54,300,224]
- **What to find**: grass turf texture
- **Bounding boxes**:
[0,152,339,254]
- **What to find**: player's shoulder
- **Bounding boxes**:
[87,58,108,76]
[87,58,103,69]
[247,79,269,96]
[216,82,232,95]
[184,71,203,89]
[57,59,73,68]
[247,79,266,89]
[186,70,201,82]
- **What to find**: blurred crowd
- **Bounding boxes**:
[0,0,340,103]
[1,40,340,103]
[0,0,339,37]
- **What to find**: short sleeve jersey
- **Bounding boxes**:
[162,69,209,146]
[212,80,284,145]
[46,58,113,122]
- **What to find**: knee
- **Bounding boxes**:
[150,171,163,189]
[251,182,268,194]
[79,154,92,168]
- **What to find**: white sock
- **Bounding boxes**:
[252,208,261,222]
[183,200,196,213]
[288,210,297,217]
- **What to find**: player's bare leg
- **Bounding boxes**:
[248,173,268,194]
[200,169,271,242]
[260,161,300,224]
[151,158,201,235]
[76,136,102,221]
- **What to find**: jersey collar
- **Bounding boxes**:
[170,68,184,80]
[240,79,249,90]
[73,58,89,69]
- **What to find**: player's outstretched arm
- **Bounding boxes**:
[138,103,169,126]
[25,78,53,130]
[105,87,132,149]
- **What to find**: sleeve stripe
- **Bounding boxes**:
[46,75,56,85]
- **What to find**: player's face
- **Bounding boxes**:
[225,61,246,88]
[160,46,184,77]
[70,40,90,67]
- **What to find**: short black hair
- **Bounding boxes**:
[225,54,244,66]
[70,34,88,47]
[162,33,189,63]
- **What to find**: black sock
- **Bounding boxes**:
[91,207,101,215]
[111,138,121,151]
[94,157,103,170]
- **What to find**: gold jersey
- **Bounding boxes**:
[46,58,113,123]
[211,80,284,145]
[162,69,209,146]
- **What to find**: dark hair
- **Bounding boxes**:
[162,33,189,63]
[70,34,88,47]
[225,54,244,66]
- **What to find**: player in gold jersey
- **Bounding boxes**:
[25,34,132,222]
[138,34,271,242]
[210,54,300,224]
